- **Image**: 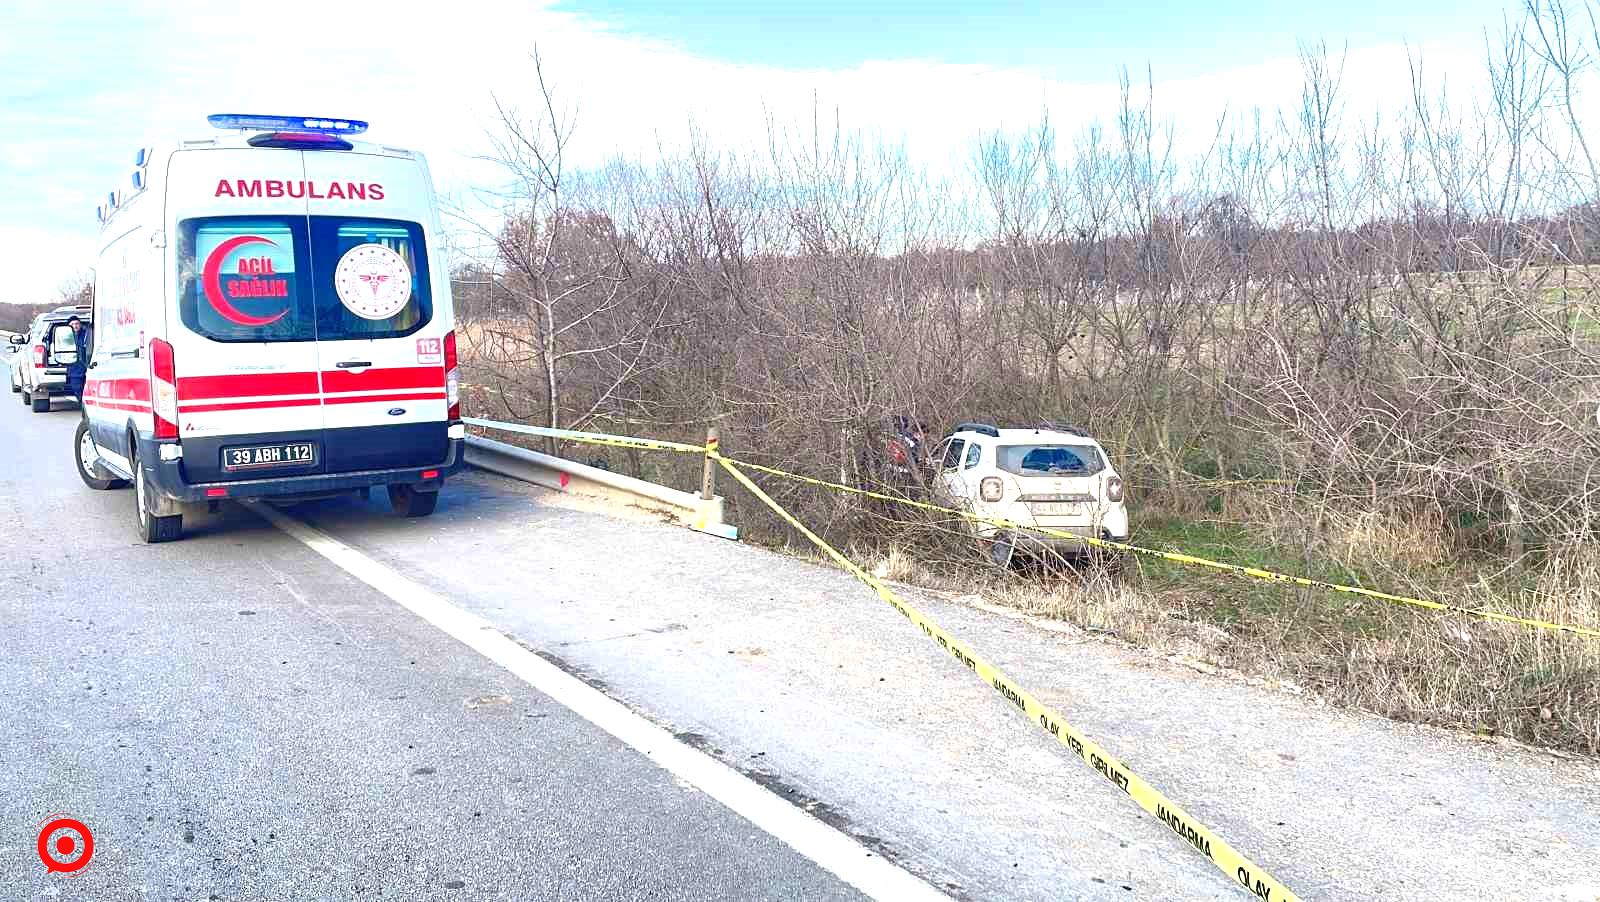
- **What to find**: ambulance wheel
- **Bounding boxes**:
[132,450,182,543]
[387,483,438,518]
[75,419,126,490]
[31,394,49,413]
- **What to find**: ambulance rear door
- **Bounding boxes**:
[165,148,327,483]
[302,150,450,474]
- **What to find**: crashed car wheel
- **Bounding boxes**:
[980,530,1018,569]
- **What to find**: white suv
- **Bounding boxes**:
[17,307,89,412]
[926,421,1129,566]
[6,329,29,393]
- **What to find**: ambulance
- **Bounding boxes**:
[76,114,465,542]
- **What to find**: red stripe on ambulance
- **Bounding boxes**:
[323,391,446,406]
[177,372,320,401]
[321,366,444,394]
[179,397,323,414]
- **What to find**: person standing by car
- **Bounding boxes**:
[65,315,91,400]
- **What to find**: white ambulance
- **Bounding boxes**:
[76,114,464,542]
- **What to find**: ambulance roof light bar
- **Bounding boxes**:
[206,114,369,135]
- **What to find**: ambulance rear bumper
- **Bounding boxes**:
[142,436,465,503]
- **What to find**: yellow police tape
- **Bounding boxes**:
[465,418,1600,640]
[711,450,1301,901]
[721,457,1600,641]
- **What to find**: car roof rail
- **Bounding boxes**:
[953,421,1000,438]
[1032,420,1089,436]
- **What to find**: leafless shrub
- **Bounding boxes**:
[452,2,1600,753]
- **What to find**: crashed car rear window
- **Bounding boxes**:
[997,444,1105,476]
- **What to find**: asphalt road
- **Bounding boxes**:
[0,388,879,901]
[4,373,1599,902]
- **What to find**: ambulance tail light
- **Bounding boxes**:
[150,338,179,440]
[32,344,44,367]
[444,330,460,420]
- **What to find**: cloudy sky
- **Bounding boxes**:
[0,0,1524,304]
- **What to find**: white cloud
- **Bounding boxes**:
[1,0,1546,304]
[0,226,96,306]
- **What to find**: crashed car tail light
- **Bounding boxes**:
[150,337,179,440]
[444,329,460,420]
[980,476,1004,502]
[32,344,45,367]
[1106,475,1124,503]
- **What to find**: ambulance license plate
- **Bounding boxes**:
[223,442,317,472]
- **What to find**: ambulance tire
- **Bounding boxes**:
[75,419,127,491]
[132,449,182,543]
[387,483,438,518]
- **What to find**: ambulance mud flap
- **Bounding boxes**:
[142,460,187,517]
[136,436,201,516]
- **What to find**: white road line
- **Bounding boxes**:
[256,504,947,902]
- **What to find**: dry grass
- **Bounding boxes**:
[1290,553,1600,754]
[843,498,1600,756]
[457,356,1600,755]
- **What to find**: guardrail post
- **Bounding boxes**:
[700,427,719,501]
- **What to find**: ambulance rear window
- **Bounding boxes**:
[310,217,432,341]
[176,215,432,343]
[177,218,316,343]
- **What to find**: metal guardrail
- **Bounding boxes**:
[462,420,737,540]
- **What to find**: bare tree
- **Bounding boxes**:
[441,16,1600,751]
[470,49,672,447]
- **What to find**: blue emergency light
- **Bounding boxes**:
[207,114,368,135]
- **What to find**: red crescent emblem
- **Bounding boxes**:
[202,235,289,327]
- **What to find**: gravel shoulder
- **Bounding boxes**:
[296,467,1600,902]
